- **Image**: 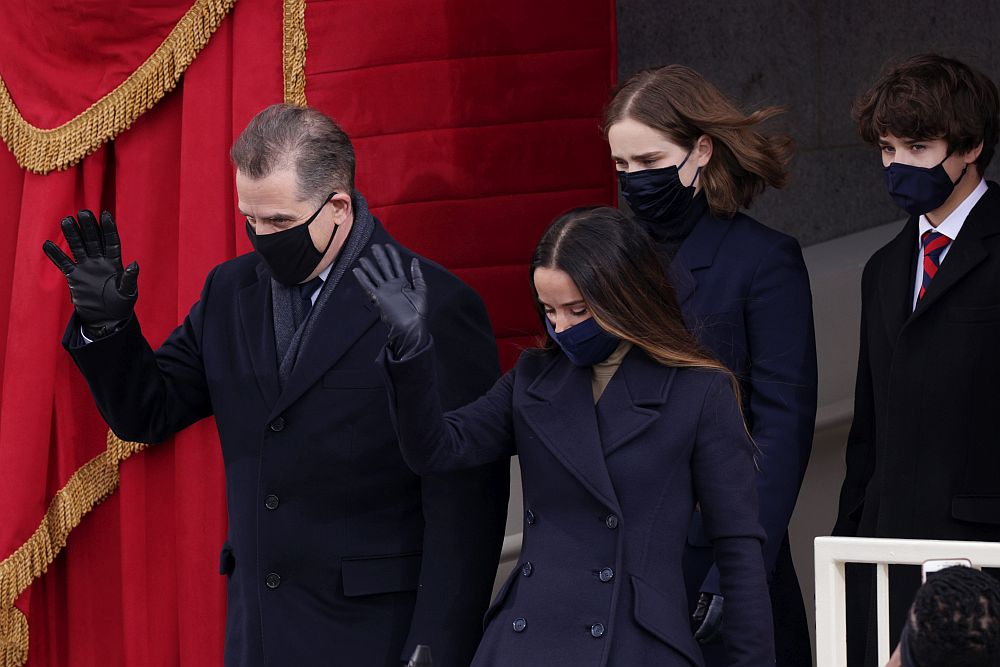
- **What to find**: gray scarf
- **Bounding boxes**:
[271,192,376,386]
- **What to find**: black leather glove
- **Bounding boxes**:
[692,592,724,644]
[352,244,428,358]
[42,209,139,339]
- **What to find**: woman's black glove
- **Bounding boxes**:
[42,209,139,340]
[353,244,429,359]
[692,592,724,644]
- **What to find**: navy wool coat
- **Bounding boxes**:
[668,196,817,666]
[63,218,510,667]
[384,342,774,667]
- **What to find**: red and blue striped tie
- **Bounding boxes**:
[918,230,951,301]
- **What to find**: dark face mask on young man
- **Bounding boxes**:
[618,151,701,224]
[246,192,339,285]
[884,154,968,216]
[545,316,620,367]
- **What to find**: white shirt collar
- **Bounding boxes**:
[317,262,333,282]
[918,178,989,242]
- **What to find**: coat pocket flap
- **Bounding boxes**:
[952,495,1000,525]
[631,575,701,666]
[219,543,235,576]
[341,551,422,597]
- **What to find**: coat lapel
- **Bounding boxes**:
[877,218,919,342]
[671,208,729,308]
[595,348,675,455]
[520,354,621,511]
[909,185,1000,322]
[238,262,281,408]
[271,271,378,419]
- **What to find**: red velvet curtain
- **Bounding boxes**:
[0,1,615,664]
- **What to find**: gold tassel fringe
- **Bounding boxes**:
[0,0,236,174]
[0,433,147,666]
[283,0,308,106]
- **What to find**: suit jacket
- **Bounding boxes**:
[383,343,774,667]
[836,181,1000,540]
[64,217,510,667]
[669,198,817,597]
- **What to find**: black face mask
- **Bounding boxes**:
[884,154,967,216]
[246,192,339,286]
[618,151,701,223]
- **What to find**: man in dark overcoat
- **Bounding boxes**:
[43,103,509,667]
[834,54,1000,666]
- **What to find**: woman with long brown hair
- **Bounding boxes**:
[353,207,773,666]
[604,65,817,666]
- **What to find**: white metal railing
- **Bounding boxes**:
[814,536,1000,667]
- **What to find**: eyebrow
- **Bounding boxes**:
[612,151,663,161]
[239,209,296,222]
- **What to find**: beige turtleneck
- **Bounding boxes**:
[591,341,633,402]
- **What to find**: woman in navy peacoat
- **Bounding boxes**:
[355,207,774,666]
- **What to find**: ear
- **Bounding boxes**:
[962,140,984,164]
[694,134,713,168]
[329,191,353,224]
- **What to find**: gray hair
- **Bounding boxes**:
[230,104,355,203]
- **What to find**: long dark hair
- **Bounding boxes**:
[603,65,792,218]
[530,207,736,391]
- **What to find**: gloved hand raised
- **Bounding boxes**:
[353,244,429,359]
[692,592,724,644]
[42,210,139,340]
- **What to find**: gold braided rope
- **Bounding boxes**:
[0,0,236,175]
[283,0,308,106]
[0,433,148,666]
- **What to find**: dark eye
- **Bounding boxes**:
[571,307,588,317]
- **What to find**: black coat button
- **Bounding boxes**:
[521,561,533,577]
[599,567,614,582]
[264,495,279,510]
[525,509,536,525]
[590,623,605,638]
[265,572,281,589]
[269,417,285,432]
[605,514,619,529]
[513,617,527,633]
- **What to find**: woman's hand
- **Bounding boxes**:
[353,244,429,358]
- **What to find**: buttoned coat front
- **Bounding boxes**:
[63,217,510,667]
[384,343,773,667]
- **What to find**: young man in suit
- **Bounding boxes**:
[834,54,1000,666]
[43,104,510,667]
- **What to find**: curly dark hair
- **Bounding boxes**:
[908,566,1000,666]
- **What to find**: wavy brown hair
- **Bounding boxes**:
[604,64,793,218]
[530,206,742,406]
[854,53,999,174]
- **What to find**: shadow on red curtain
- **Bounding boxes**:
[0,1,615,664]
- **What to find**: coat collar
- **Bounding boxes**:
[882,182,1000,334]
[238,222,383,417]
[519,347,676,509]
[520,351,621,510]
[671,204,730,305]
[594,346,676,455]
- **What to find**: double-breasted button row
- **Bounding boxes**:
[265,572,281,589]
[513,617,527,633]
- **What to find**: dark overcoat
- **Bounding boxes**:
[835,182,1000,664]
[64,216,510,667]
[384,342,774,667]
[669,196,817,666]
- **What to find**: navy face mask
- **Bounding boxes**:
[545,316,620,367]
[246,192,338,286]
[884,155,967,216]
[618,151,700,223]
